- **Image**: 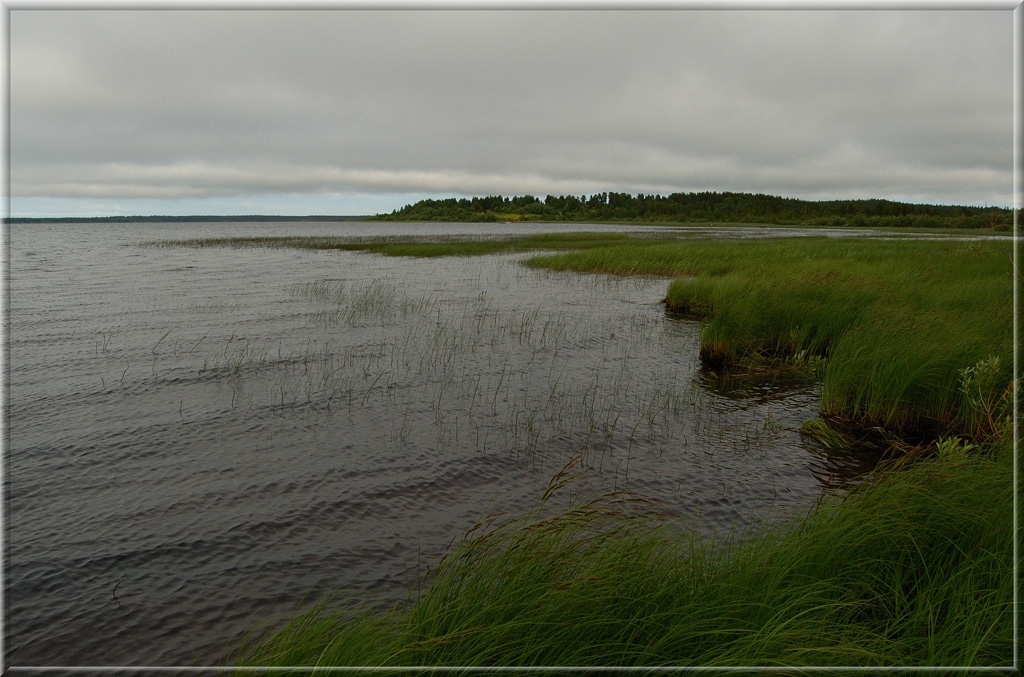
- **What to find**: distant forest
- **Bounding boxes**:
[371,191,1012,230]
[7,192,1012,229]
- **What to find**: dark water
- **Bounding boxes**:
[7,221,884,667]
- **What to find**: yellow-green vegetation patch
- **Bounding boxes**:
[799,417,855,451]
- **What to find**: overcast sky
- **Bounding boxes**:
[8,7,1017,217]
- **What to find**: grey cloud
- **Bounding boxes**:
[9,9,1014,209]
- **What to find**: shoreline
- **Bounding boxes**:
[201,232,1015,670]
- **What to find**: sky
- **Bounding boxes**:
[6,6,1018,218]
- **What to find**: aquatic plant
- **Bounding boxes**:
[798,417,853,451]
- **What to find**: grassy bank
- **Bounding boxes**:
[234,440,1012,672]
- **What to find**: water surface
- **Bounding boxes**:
[8,221,885,666]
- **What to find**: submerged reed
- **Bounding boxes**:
[169,266,704,469]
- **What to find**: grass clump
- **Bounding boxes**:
[798,417,854,451]
[233,443,1012,671]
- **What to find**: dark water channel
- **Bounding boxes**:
[7,221,896,666]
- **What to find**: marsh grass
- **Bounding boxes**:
[232,441,1012,671]
[161,233,1013,459]
[291,279,441,325]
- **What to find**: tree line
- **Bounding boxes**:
[371,191,1012,230]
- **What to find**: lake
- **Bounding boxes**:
[7,220,927,666]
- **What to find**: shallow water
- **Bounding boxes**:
[7,221,884,666]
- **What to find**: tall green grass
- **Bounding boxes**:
[233,442,1012,671]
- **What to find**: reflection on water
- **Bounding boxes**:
[691,365,886,493]
[693,363,816,403]
[804,445,889,493]
[8,221,890,667]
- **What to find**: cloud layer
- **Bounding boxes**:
[9,9,1015,215]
